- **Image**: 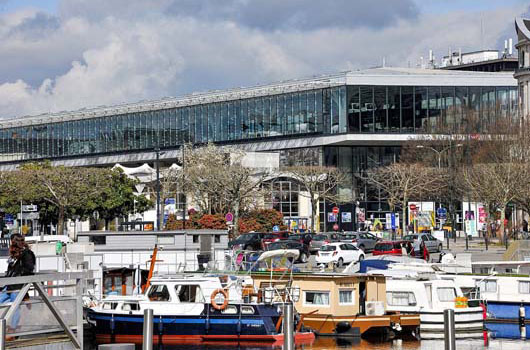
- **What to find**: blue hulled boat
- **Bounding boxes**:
[86,274,314,345]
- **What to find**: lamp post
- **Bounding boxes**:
[155,147,161,231]
[417,143,462,249]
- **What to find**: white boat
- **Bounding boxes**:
[365,265,484,339]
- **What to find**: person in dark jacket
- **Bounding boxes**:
[0,234,35,331]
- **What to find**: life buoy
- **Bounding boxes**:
[211,289,229,311]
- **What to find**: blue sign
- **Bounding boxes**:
[272,225,280,232]
[437,207,447,218]
[391,213,396,230]
[4,214,13,225]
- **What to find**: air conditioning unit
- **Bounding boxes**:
[365,301,385,316]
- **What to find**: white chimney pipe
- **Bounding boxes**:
[429,49,433,62]
[509,38,513,56]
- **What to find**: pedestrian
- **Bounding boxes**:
[421,240,430,262]
[1,234,36,334]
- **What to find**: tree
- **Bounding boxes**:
[284,166,348,232]
[183,143,270,236]
[462,117,530,239]
[366,163,446,234]
[96,168,153,230]
[145,165,181,231]
[182,143,228,214]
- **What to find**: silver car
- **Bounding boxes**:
[309,233,340,253]
[403,233,443,253]
[340,232,380,252]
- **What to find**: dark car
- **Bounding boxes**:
[373,240,414,256]
[266,240,310,263]
[228,232,264,251]
[262,231,289,246]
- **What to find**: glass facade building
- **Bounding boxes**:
[0,83,517,163]
[0,68,519,230]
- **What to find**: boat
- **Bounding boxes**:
[349,258,485,339]
[250,271,420,340]
[86,273,315,345]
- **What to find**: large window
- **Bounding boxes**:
[339,290,354,305]
[175,284,204,302]
[476,280,497,293]
[267,179,299,217]
[386,291,416,306]
[304,291,330,306]
[437,287,457,302]
[519,281,530,294]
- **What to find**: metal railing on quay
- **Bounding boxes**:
[0,271,92,350]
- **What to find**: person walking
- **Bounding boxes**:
[0,234,36,334]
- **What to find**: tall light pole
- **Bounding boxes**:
[155,147,161,231]
[417,143,462,248]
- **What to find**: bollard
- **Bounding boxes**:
[444,309,456,350]
[143,309,154,350]
[0,318,5,350]
[283,302,294,350]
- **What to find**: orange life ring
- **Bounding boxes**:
[211,289,229,311]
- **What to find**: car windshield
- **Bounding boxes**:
[403,235,418,241]
[267,242,288,250]
[313,235,327,241]
[375,243,393,251]
[263,234,278,239]
[236,233,257,242]
[321,245,336,251]
[288,235,303,240]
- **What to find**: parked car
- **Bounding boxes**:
[228,232,264,251]
[228,231,289,251]
[340,231,380,252]
[261,231,289,246]
[308,233,340,253]
[403,233,443,253]
[372,240,414,256]
[316,242,365,267]
[266,240,310,263]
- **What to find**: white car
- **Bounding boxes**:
[316,242,365,267]
[403,233,443,253]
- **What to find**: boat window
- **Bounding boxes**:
[241,306,255,314]
[102,302,118,310]
[148,284,170,302]
[475,280,497,293]
[221,305,238,314]
[122,303,140,311]
[175,285,205,303]
[339,290,354,305]
[437,287,457,302]
[519,281,530,294]
[304,291,330,306]
[386,292,416,306]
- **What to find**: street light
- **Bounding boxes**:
[416,143,463,249]
[416,144,463,169]
[154,147,166,231]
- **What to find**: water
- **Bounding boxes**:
[87,338,529,350]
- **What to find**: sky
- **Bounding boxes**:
[0,0,528,119]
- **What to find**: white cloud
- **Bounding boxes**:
[0,1,527,119]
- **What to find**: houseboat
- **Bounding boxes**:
[86,274,315,345]
[251,272,420,340]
